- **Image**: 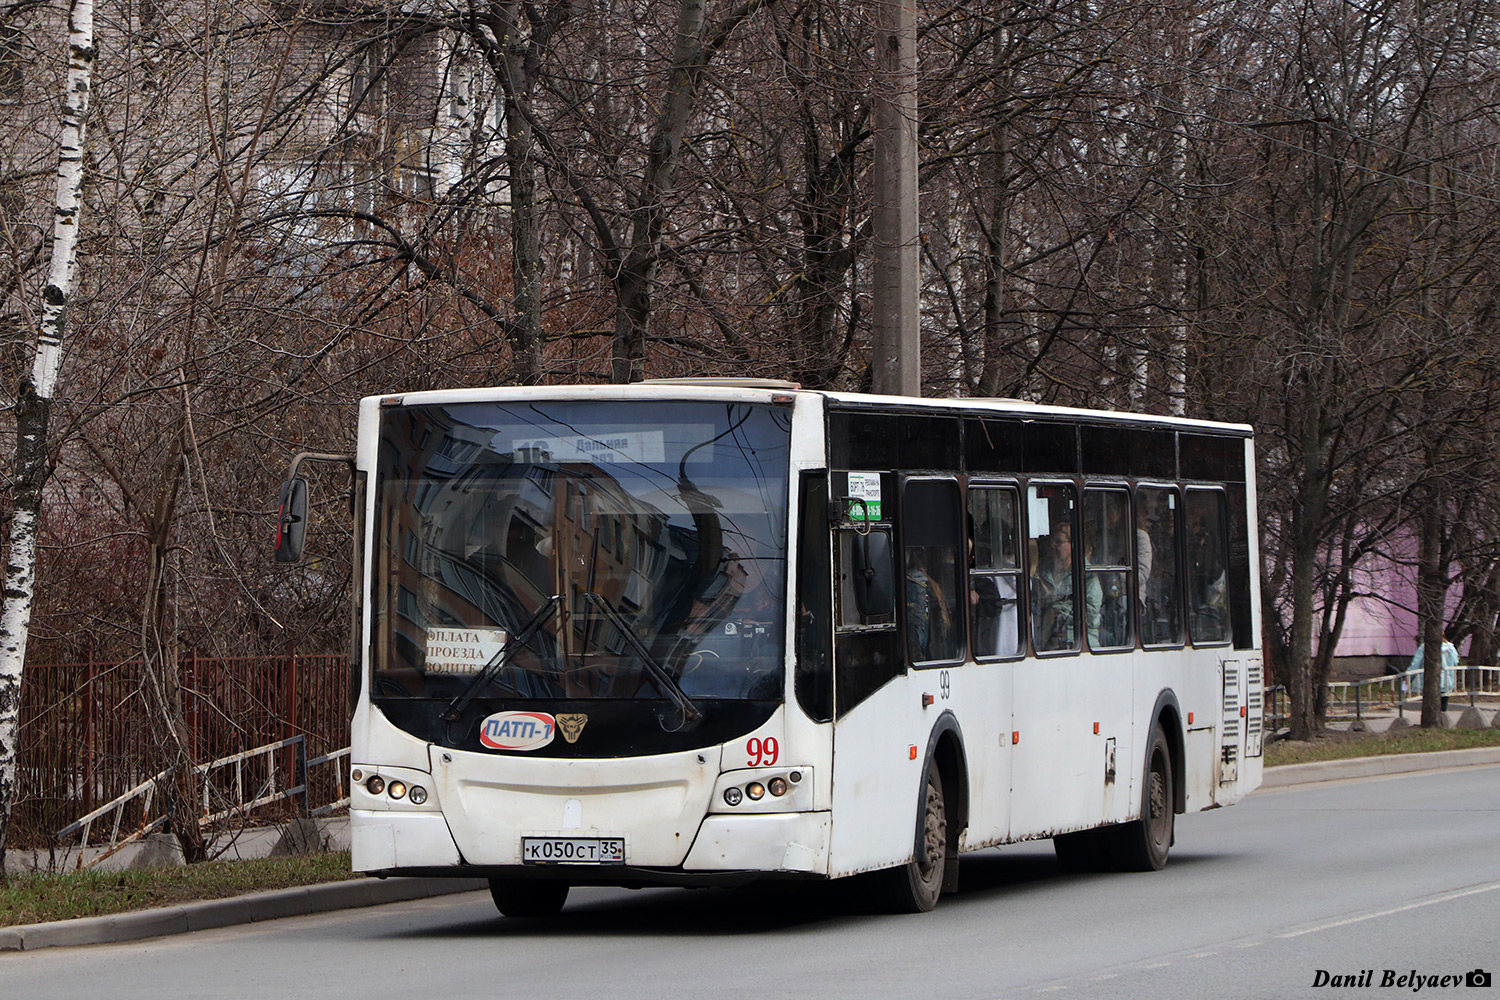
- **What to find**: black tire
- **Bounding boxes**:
[1109,722,1174,872]
[875,766,947,913]
[488,878,569,917]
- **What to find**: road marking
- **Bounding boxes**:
[1277,881,1500,939]
[1188,952,1218,959]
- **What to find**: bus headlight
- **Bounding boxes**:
[408,785,428,805]
[723,787,743,806]
[388,780,407,800]
[768,777,788,797]
[746,781,766,801]
[366,775,385,796]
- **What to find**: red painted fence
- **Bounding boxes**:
[12,652,350,849]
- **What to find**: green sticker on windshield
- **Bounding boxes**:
[847,472,883,521]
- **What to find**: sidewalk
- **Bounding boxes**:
[0,875,488,951]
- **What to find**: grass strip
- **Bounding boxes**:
[1,851,359,928]
[1265,724,1500,767]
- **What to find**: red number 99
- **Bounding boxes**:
[747,737,779,767]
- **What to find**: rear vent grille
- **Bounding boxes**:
[1245,659,1265,758]
[1221,661,1242,783]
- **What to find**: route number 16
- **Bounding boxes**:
[747,737,779,767]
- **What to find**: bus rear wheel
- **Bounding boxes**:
[876,765,947,913]
[488,878,569,917]
[1107,723,1174,872]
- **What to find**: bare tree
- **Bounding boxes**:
[0,0,92,871]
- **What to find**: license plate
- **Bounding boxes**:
[521,836,625,865]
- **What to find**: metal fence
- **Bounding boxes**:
[1267,665,1500,731]
[13,652,350,849]
[1326,665,1500,720]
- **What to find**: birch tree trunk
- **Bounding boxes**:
[0,0,95,871]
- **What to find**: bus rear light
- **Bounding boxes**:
[768,777,788,797]
[746,782,766,801]
[366,775,385,796]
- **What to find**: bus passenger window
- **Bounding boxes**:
[967,487,1023,658]
[1083,488,1132,650]
[1137,486,1183,646]
[902,479,964,665]
[1027,483,1079,653]
[1185,489,1229,644]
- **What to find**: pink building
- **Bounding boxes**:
[1330,537,1470,679]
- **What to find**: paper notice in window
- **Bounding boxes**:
[424,627,507,674]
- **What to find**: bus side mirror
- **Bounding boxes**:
[851,528,894,618]
[275,478,309,563]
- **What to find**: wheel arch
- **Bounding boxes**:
[1147,690,1186,815]
[917,711,969,873]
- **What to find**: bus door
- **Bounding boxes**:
[964,482,1019,847]
[823,470,914,874]
[1008,482,1135,838]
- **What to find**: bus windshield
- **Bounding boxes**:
[372,399,792,709]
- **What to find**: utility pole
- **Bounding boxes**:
[870,0,919,396]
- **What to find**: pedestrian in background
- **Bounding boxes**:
[1409,635,1460,711]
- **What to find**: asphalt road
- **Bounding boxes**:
[3,765,1497,1000]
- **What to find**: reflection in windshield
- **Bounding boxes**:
[373,400,792,707]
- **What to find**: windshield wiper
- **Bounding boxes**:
[442,594,563,722]
[583,591,703,723]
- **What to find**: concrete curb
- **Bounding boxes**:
[0,876,488,953]
[1261,746,1500,788]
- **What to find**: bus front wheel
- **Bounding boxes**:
[876,765,947,913]
[488,877,569,917]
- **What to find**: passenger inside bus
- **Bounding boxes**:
[1137,488,1181,644]
[967,495,1022,658]
[1083,496,1129,649]
[1031,521,1076,651]
[905,547,959,662]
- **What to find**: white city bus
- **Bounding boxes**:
[277,380,1264,915]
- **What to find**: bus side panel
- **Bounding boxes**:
[827,679,926,877]
[954,662,1011,849]
[1009,654,1136,840]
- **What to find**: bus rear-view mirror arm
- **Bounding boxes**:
[274,451,356,564]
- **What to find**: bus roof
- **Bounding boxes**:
[363,383,1253,438]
